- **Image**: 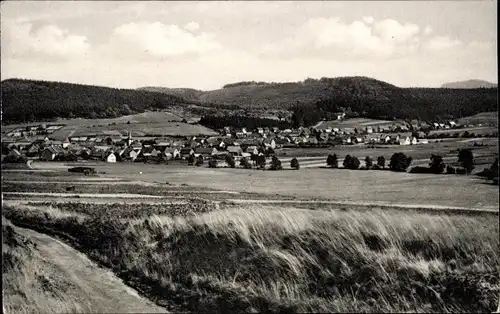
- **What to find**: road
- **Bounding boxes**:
[13,225,168,313]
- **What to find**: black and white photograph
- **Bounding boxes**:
[1,1,499,313]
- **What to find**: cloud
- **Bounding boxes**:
[424,26,433,35]
[184,22,200,32]
[107,21,222,58]
[423,36,463,51]
[362,16,375,24]
[2,22,90,59]
[262,17,422,59]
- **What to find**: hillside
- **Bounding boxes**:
[143,76,498,121]
[0,79,195,124]
[442,80,498,89]
[138,87,204,102]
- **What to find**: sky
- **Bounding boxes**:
[1,1,497,90]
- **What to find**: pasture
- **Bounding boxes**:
[316,118,396,129]
[2,167,499,313]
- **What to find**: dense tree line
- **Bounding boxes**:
[199,114,291,130]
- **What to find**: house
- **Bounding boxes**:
[399,136,411,146]
[355,136,364,144]
[419,139,429,144]
[105,152,117,163]
[272,127,279,133]
[439,123,446,129]
[410,137,418,145]
[130,141,143,150]
[196,147,218,157]
[336,112,346,120]
[433,122,440,129]
[122,147,140,161]
[62,138,71,149]
[180,147,195,159]
[40,146,65,161]
[283,129,292,134]
[325,128,333,133]
[139,146,159,159]
[223,126,231,135]
[308,137,319,145]
[227,145,243,156]
[256,127,264,134]
[449,121,457,128]
[242,128,248,134]
[263,139,276,150]
[365,126,373,134]
[164,147,180,160]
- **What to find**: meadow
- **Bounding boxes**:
[2,156,499,313]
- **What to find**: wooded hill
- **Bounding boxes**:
[144,76,498,121]
[2,77,497,125]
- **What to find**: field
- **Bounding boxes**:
[2,139,499,314]
[458,111,498,127]
[2,111,217,140]
[315,118,396,130]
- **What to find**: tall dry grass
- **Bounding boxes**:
[3,204,499,313]
[2,218,97,314]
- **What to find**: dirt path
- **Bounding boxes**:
[14,225,168,313]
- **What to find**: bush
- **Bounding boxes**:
[343,155,360,170]
[255,154,266,169]
[377,156,386,169]
[269,156,283,171]
[429,154,446,174]
[290,158,300,170]
[327,154,338,168]
[208,158,217,168]
[187,154,195,166]
[365,156,373,170]
[458,149,474,174]
[225,155,236,168]
[240,157,252,169]
[446,165,456,174]
[389,153,412,172]
[195,155,204,167]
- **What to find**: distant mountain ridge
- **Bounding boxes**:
[442,80,497,89]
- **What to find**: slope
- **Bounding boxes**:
[442,80,498,89]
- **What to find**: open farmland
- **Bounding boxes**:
[2,166,499,313]
[315,118,396,130]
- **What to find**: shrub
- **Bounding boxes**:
[225,155,236,168]
[290,158,300,170]
[269,156,282,171]
[377,156,386,169]
[208,158,217,168]
[429,154,446,174]
[490,158,499,179]
[256,154,266,169]
[239,157,252,169]
[446,165,456,174]
[456,167,467,175]
[343,155,360,170]
[195,155,204,167]
[365,156,373,170]
[458,149,474,174]
[187,154,195,166]
[389,153,412,172]
[327,154,338,168]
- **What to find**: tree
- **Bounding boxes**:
[290,157,300,170]
[195,155,204,167]
[377,156,386,169]
[327,154,338,168]
[458,149,474,174]
[489,158,499,179]
[225,154,236,168]
[240,157,252,169]
[208,157,217,168]
[343,155,360,170]
[187,154,195,166]
[446,165,456,174]
[429,154,446,174]
[389,153,412,172]
[269,156,283,170]
[365,156,373,169]
[256,154,266,169]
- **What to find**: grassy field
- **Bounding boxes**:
[2,158,499,313]
[3,199,499,313]
[316,118,396,129]
[458,111,498,127]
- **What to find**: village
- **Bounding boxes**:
[1,118,469,164]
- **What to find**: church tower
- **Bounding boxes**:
[127,131,133,146]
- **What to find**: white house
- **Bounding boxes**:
[419,139,429,144]
[410,137,418,145]
[399,136,411,146]
[366,126,373,134]
[105,152,117,163]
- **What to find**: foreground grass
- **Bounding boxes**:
[2,218,96,314]
[3,204,499,313]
